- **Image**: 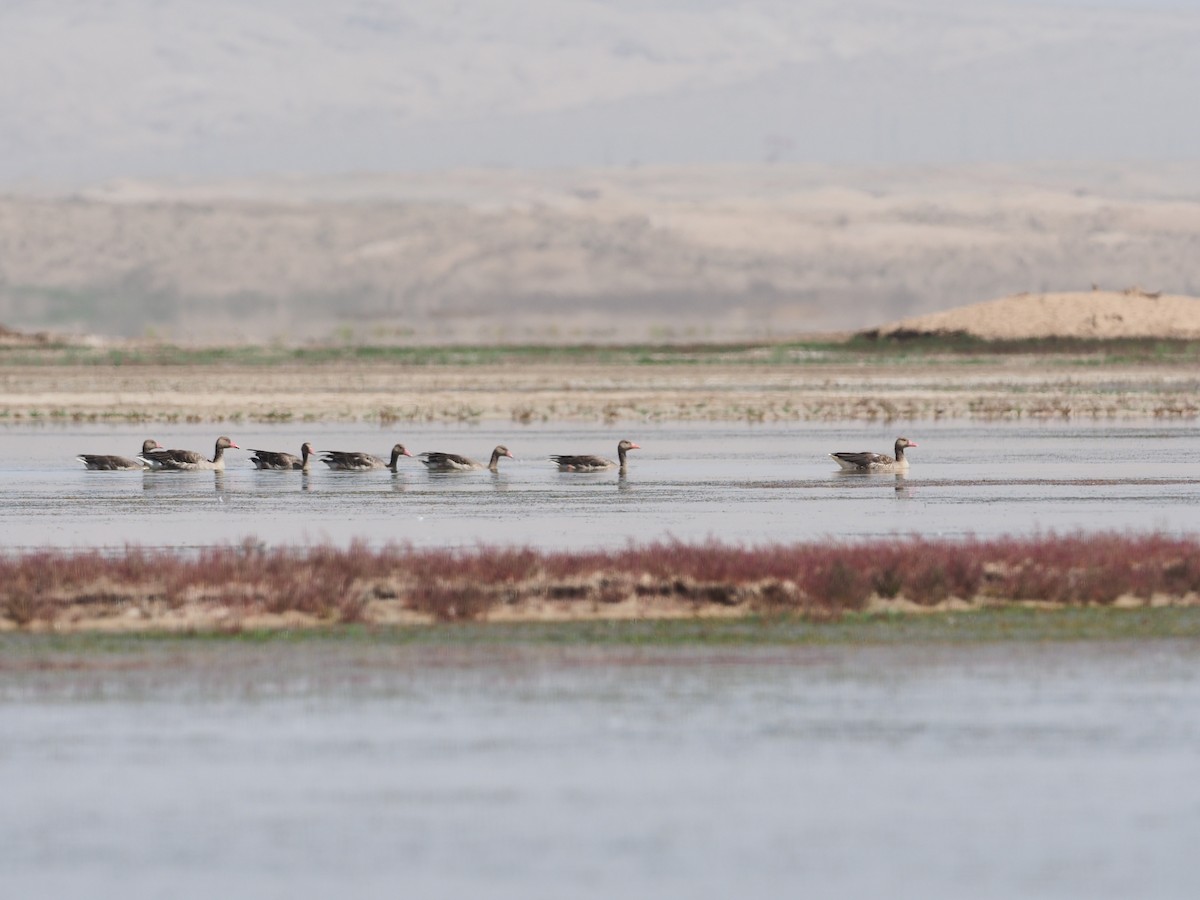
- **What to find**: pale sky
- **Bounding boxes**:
[2,0,1199,184]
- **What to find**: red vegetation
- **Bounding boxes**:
[2,533,1199,628]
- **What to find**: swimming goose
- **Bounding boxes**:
[551,440,640,472]
[78,439,164,471]
[140,436,240,471]
[831,437,918,473]
[249,442,315,471]
[320,443,412,471]
[419,445,514,473]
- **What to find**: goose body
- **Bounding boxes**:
[320,443,411,471]
[139,436,239,471]
[249,442,315,471]
[78,439,163,471]
[552,440,640,472]
[419,445,513,473]
[831,437,917,473]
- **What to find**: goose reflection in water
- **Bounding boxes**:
[140,469,227,496]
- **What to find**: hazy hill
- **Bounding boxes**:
[4,164,1200,343]
[7,1,1200,342]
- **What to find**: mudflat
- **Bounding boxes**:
[1,352,1197,424]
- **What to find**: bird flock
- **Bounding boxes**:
[76,437,642,473]
[78,436,918,474]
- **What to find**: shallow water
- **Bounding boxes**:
[2,639,1198,899]
[2,420,1198,549]
[7,421,1200,898]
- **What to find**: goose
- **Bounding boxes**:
[831,437,918,473]
[320,443,412,471]
[139,436,240,471]
[419,445,513,473]
[249,442,315,471]
[78,439,164,471]
[551,440,640,472]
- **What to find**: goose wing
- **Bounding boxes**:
[551,454,615,471]
[78,454,141,471]
[249,449,300,469]
[420,451,477,470]
[831,450,895,469]
[320,450,379,470]
[142,447,207,468]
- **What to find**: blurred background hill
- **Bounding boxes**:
[5,164,1200,342]
[3,0,1199,342]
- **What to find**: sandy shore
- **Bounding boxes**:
[2,356,1198,423]
[8,593,1196,636]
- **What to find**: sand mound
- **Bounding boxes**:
[870,290,1200,340]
